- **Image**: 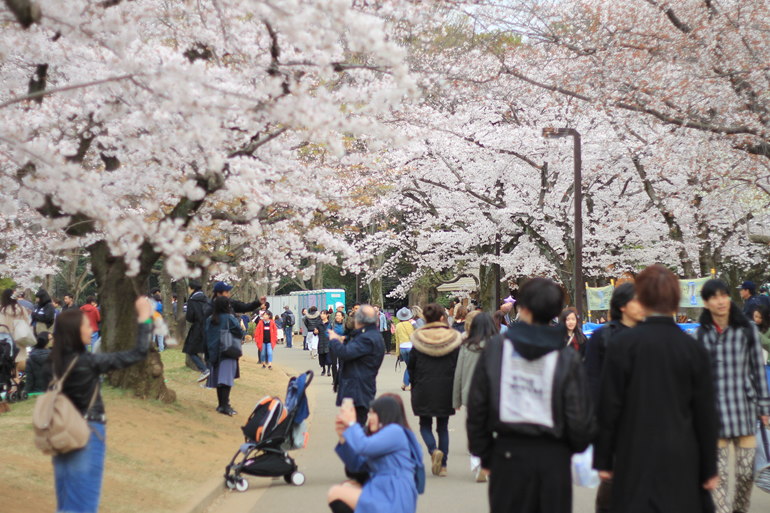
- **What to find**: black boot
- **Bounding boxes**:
[329,500,354,513]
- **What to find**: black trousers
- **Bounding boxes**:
[330,353,339,392]
[488,435,572,513]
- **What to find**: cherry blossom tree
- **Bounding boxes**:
[0,0,420,400]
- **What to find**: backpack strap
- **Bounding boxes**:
[52,355,80,386]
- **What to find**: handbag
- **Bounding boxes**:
[14,319,36,347]
[219,318,243,359]
[755,422,770,493]
[32,356,99,455]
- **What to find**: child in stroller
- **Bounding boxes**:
[224,370,313,491]
[0,326,28,403]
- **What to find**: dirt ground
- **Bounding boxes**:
[0,346,291,513]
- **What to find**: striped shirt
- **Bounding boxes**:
[698,322,770,438]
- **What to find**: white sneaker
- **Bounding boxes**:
[197,370,210,382]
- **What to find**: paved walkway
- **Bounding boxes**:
[214,342,770,513]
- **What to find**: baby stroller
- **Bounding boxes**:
[224,370,313,491]
[0,326,27,403]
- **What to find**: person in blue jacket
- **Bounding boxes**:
[328,305,385,425]
[327,395,424,513]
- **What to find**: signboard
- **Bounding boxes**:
[586,285,614,311]
[679,277,711,309]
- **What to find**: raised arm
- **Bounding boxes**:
[89,298,152,374]
[341,423,405,459]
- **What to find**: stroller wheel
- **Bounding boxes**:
[8,391,18,403]
[225,477,236,490]
[291,472,306,486]
[283,473,293,484]
[21,391,28,401]
[235,478,249,492]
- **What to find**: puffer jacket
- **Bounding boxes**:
[407,322,462,417]
[26,347,51,393]
[305,312,324,335]
[467,322,597,468]
[43,323,151,418]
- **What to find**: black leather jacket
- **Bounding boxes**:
[467,324,597,468]
[43,323,151,419]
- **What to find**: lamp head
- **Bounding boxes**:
[543,127,571,139]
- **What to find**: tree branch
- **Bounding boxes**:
[0,74,136,110]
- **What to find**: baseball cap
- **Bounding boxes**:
[738,281,756,291]
[213,281,233,293]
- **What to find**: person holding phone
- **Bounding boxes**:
[327,395,423,513]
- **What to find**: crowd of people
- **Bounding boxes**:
[322,265,770,513]
[4,266,770,513]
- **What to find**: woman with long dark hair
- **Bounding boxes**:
[559,307,587,359]
[42,297,152,513]
[327,395,424,513]
[205,295,243,416]
[318,309,331,376]
[452,312,498,482]
[330,311,346,392]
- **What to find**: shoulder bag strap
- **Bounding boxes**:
[53,355,80,385]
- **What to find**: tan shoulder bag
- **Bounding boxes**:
[32,357,99,455]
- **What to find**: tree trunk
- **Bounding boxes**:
[88,240,176,404]
[311,259,325,290]
[478,263,494,313]
[158,264,177,340]
[368,277,383,307]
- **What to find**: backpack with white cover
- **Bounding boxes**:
[32,356,99,455]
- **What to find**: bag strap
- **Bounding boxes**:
[84,382,100,417]
[53,356,80,385]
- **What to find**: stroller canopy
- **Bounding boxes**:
[285,373,309,424]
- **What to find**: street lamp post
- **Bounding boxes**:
[543,127,583,319]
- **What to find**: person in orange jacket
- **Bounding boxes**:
[254,310,278,369]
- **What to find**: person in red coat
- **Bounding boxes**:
[254,311,278,369]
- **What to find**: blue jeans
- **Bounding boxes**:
[155,335,165,352]
[189,354,207,373]
[261,343,273,363]
[285,328,293,348]
[53,422,106,513]
[419,416,449,467]
[401,348,411,386]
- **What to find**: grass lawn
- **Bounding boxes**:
[0,348,291,513]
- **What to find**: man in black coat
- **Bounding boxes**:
[183,280,210,382]
[594,265,719,513]
[582,282,644,513]
[328,304,384,426]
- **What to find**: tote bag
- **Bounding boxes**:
[14,319,35,347]
[219,318,243,359]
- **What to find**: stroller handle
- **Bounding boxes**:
[302,370,314,388]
